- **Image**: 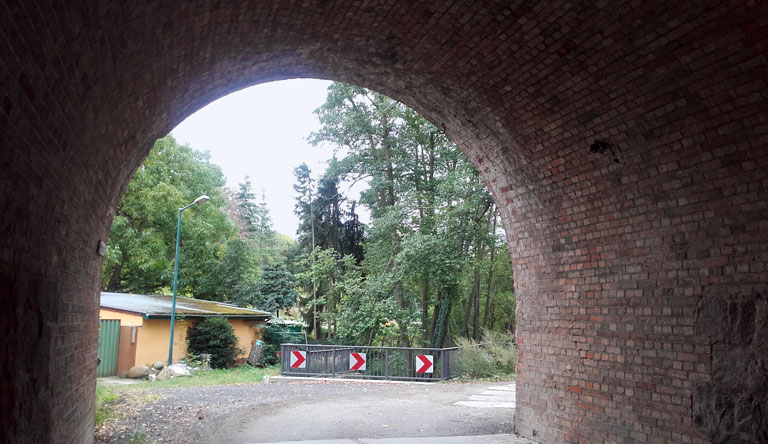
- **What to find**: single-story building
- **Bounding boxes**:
[99,292,271,375]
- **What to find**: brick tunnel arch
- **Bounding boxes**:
[2,1,768,443]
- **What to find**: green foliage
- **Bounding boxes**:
[483,330,518,374]
[259,322,304,366]
[102,136,299,309]
[186,317,239,369]
[255,264,298,315]
[94,386,119,428]
[102,135,242,300]
[124,430,147,444]
[455,338,496,379]
[258,324,281,366]
[235,178,280,263]
[455,330,517,379]
[216,237,260,307]
[301,82,516,347]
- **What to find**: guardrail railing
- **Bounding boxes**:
[279,343,459,382]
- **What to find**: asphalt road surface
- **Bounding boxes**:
[98,378,522,443]
[207,379,517,443]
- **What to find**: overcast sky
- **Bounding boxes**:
[171,79,335,237]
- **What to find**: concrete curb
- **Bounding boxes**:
[266,375,436,385]
[254,433,536,444]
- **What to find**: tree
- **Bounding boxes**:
[102,135,237,298]
[217,237,260,307]
[304,82,515,347]
[235,177,258,236]
[310,84,413,346]
[232,178,282,265]
[255,264,298,316]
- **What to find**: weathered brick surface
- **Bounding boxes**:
[1,1,767,443]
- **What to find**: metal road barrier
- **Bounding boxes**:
[280,343,460,381]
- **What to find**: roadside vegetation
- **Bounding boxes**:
[94,385,120,428]
[106,365,278,392]
[186,317,241,369]
[455,330,517,380]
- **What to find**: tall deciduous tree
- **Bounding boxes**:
[102,135,236,298]
[102,135,280,309]
[303,82,516,347]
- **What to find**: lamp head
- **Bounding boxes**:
[192,195,210,205]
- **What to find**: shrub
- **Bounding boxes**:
[187,317,239,369]
[455,330,517,379]
[455,337,496,378]
[483,330,518,374]
[258,322,304,366]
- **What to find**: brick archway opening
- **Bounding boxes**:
[2,2,767,443]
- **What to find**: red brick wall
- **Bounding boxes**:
[1,1,767,443]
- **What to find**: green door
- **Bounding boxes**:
[97,319,121,377]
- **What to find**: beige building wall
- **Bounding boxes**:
[99,308,144,326]
[99,309,268,366]
[134,318,194,366]
[229,319,266,360]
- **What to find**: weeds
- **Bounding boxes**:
[124,429,147,444]
[94,386,119,428]
[455,330,517,380]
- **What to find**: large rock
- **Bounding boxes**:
[126,365,149,379]
[169,364,192,377]
[156,366,172,381]
[247,342,263,367]
[153,361,165,370]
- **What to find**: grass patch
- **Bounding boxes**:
[124,429,147,444]
[113,365,279,391]
[94,385,120,428]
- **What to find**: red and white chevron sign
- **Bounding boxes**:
[290,350,306,368]
[416,354,434,373]
[350,352,366,371]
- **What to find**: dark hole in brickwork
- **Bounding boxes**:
[589,140,620,163]
[694,293,768,443]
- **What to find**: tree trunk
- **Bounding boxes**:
[462,235,485,338]
[380,114,410,348]
[473,267,480,340]
[430,289,441,341]
[462,279,474,337]
[482,209,498,328]
[106,261,123,292]
[421,273,430,346]
[431,292,452,348]
[463,266,482,338]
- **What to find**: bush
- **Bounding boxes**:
[259,322,303,366]
[455,330,517,379]
[187,317,239,369]
[483,330,518,374]
[455,337,496,378]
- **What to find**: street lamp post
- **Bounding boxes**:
[168,195,209,366]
